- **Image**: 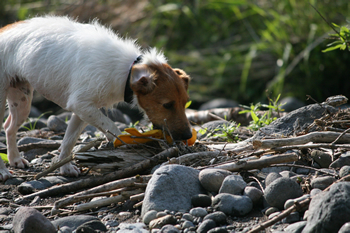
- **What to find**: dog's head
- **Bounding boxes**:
[130,63,192,140]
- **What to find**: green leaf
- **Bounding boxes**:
[251,111,259,122]
[0,153,8,163]
[332,23,340,28]
[322,44,343,53]
[185,100,192,109]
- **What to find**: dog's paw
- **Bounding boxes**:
[0,167,13,181]
[60,163,80,177]
[9,157,29,168]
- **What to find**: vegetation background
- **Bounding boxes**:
[1,0,350,109]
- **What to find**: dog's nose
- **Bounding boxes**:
[181,129,192,140]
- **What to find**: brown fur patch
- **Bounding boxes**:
[0,21,24,34]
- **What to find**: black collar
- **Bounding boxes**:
[124,55,143,103]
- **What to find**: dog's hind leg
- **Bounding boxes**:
[5,80,32,169]
[0,87,13,181]
[58,113,87,177]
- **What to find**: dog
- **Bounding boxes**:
[0,16,192,181]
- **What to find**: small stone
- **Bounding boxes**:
[310,188,322,196]
[284,194,310,210]
[191,194,212,207]
[182,220,195,229]
[143,210,158,225]
[4,177,25,185]
[157,211,167,218]
[218,175,246,195]
[75,220,107,232]
[280,171,297,178]
[149,215,177,230]
[196,219,216,233]
[212,193,252,216]
[189,207,207,218]
[203,212,227,225]
[265,172,282,187]
[339,222,350,233]
[310,176,337,190]
[243,186,263,203]
[198,169,232,193]
[182,213,194,222]
[117,223,148,233]
[340,166,350,178]
[282,212,299,224]
[311,150,332,168]
[13,207,56,233]
[264,177,303,210]
[47,115,67,132]
[159,224,180,233]
[284,221,307,233]
[208,226,228,233]
[265,207,279,216]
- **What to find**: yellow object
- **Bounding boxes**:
[113,128,197,147]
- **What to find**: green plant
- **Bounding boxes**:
[322,23,350,53]
[199,121,240,143]
[21,111,50,131]
[239,94,284,131]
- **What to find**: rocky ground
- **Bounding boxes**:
[2,97,350,233]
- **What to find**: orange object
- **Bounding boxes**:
[113,128,197,147]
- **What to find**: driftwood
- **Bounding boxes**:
[52,175,152,212]
[164,151,222,166]
[253,131,350,149]
[0,141,61,153]
[213,152,298,172]
[16,147,178,204]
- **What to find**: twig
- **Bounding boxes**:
[163,119,175,146]
[270,164,337,177]
[331,128,350,145]
[130,192,145,202]
[269,143,350,151]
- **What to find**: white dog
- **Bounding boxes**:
[0,16,192,181]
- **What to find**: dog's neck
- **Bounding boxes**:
[124,55,143,104]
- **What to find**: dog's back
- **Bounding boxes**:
[0,16,140,109]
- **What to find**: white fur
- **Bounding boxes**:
[0,16,168,180]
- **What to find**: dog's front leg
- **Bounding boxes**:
[59,114,87,176]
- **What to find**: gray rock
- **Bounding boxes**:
[310,176,336,190]
[208,227,228,233]
[197,219,216,233]
[282,212,300,223]
[182,213,194,222]
[310,188,322,196]
[311,150,332,168]
[253,104,337,140]
[4,177,25,185]
[265,172,282,187]
[278,97,305,112]
[218,175,246,195]
[339,222,350,233]
[302,182,350,233]
[182,220,195,229]
[149,215,177,230]
[141,165,205,217]
[243,186,263,203]
[47,115,67,132]
[189,207,207,218]
[330,151,350,168]
[264,177,303,210]
[284,221,307,233]
[17,137,54,146]
[280,170,297,178]
[160,224,180,233]
[203,211,227,225]
[13,207,56,233]
[51,215,99,230]
[212,193,253,216]
[143,210,158,225]
[198,168,232,193]
[75,220,107,232]
[191,194,212,207]
[18,176,71,195]
[340,166,350,178]
[265,207,279,216]
[117,223,148,233]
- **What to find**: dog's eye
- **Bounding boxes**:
[163,101,175,109]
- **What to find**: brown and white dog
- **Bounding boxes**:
[0,16,192,181]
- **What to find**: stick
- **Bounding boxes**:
[75,189,143,212]
[253,131,350,149]
[270,143,350,151]
[130,192,145,202]
[0,141,61,153]
[52,175,152,212]
[213,153,298,172]
[16,147,178,204]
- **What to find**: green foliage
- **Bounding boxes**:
[199,121,241,143]
[322,23,350,53]
[0,153,8,163]
[239,94,284,131]
[21,111,50,131]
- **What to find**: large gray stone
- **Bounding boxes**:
[51,215,99,230]
[218,175,246,195]
[13,207,56,233]
[264,177,303,210]
[302,182,350,233]
[141,165,205,217]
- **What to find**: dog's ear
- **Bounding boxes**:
[174,68,190,90]
[130,64,155,95]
